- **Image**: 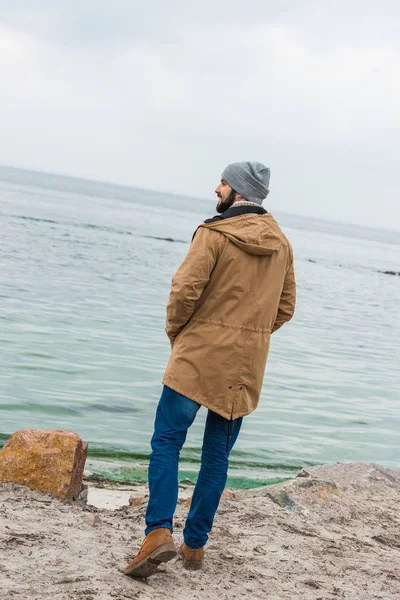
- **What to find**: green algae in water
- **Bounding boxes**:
[85,462,293,489]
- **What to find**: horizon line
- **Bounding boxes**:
[1,162,399,237]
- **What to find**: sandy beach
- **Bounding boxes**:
[1,462,399,600]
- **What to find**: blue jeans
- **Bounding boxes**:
[145,385,242,549]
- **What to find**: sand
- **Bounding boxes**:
[1,462,400,600]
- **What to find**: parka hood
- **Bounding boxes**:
[199,213,283,256]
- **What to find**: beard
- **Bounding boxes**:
[216,189,237,214]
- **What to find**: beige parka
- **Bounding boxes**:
[163,207,296,420]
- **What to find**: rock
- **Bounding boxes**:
[0,429,88,499]
[251,476,340,510]
[303,462,400,490]
[221,489,237,501]
[78,485,89,503]
[263,487,297,509]
[247,462,400,525]
[297,468,311,477]
[83,514,101,527]
[128,495,144,507]
[378,270,400,276]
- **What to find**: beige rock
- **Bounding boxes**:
[0,429,88,499]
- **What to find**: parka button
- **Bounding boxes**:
[239,386,243,390]
[228,386,232,389]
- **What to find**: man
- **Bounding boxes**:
[124,161,296,578]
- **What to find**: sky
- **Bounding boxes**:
[0,1,399,230]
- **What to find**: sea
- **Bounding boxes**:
[1,165,399,488]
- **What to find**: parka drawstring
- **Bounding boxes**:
[226,417,233,456]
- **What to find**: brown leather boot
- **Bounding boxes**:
[179,542,205,570]
[123,528,177,578]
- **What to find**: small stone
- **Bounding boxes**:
[129,496,144,507]
[84,514,101,527]
[78,485,88,503]
[297,469,311,478]
[0,429,88,499]
[266,488,296,509]
[221,489,236,501]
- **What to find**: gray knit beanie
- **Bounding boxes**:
[222,161,270,205]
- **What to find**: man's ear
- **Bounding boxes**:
[235,193,247,201]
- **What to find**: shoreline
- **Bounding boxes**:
[85,480,194,511]
[1,461,400,599]
[83,459,299,490]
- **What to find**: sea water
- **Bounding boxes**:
[1,165,399,487]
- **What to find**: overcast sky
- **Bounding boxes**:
[1,1,399,230]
